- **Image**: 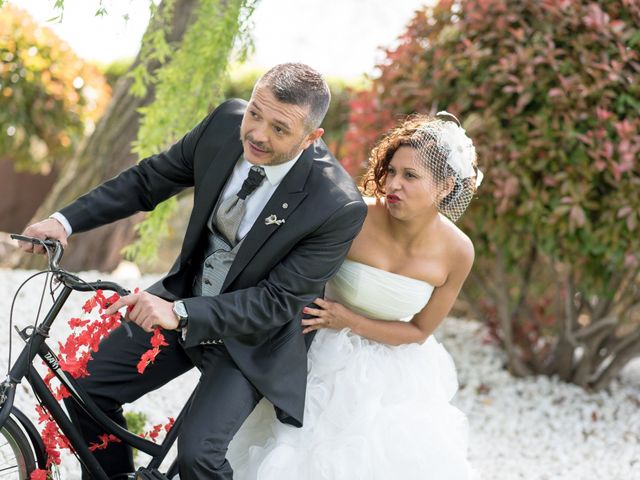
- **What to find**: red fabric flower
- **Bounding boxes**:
[137,328,168,374]
[68,317,90,328]
[82,296,97,314]
[88,434,121,452]
[147,424,163,442]
[37,288,171,476]
[36,405,65,468]
[164,417,175,433]
[29,469,48,480]
[141,417,175,443]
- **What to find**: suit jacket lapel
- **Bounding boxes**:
[221,148,313,292]
[181,130,242,262]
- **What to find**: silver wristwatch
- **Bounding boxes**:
[172,300,188,330]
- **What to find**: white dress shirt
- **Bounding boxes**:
[220,152,302,242]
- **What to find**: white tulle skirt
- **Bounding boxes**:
[227,329,475,480]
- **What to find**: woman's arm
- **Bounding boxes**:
[302,242,474,346]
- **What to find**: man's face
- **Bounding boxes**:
[240,86,322,166]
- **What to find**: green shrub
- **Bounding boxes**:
[124,410,147,460]
[124,410,148,436]
[0,5,110,172]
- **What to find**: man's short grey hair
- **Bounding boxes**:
[254,63,331,131]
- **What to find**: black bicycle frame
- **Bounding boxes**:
[1,278,192,478]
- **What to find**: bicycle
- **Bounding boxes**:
[0,234,193,480]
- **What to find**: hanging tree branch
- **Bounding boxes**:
[123,0,260,262]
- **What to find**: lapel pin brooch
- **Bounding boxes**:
[265,214,286,226]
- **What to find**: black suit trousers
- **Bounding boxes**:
[64,323,263,480]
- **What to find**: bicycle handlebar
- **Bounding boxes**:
[11,234,64,271]
[10,234,130,297]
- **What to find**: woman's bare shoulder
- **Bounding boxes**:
[347,197,390,260]
[362,196,386,217]
[361,197,390,233]
[440,217,475,268]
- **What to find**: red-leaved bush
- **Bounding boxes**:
[343,0,640,389]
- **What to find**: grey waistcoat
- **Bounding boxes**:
[192,196,244,298]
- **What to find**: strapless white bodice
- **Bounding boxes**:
[325,259,434,321]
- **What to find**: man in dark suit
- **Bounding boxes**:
[21,63,367,479]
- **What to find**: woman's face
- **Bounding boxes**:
[384,146,448,220]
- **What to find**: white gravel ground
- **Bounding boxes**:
[1,268,639,479]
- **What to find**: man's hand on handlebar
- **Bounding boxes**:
[19,218,68,254]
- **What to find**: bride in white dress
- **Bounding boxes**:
[227,112,482,479]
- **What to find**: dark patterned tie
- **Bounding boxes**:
[215,165,266,244]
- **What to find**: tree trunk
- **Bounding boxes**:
[0,159,58,233]
[495,250,532,377]
[16,0,198,272]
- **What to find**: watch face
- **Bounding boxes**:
[174,301,187,319]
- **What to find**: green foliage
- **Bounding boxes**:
[128,1,176,99]
[124,410,148,436]
[124,410,147,460]
[0,4,110,172]
[123,0,259,263]
[100,57,134,89]
[133,0,251,159]
[344,0,640,387]
[123,198,175,262]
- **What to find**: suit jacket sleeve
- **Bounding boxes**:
[181,200,367,347]
[58,107,220,233]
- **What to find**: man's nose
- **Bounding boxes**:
[250,124,269,143]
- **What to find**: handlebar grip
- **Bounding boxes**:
[11,233,64,270]
[10,234,58,248]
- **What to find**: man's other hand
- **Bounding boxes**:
[104,292,179,333]
[19,218,69,254]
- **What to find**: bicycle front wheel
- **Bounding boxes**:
[0,416,36,479]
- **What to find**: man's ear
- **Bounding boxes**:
[302,128,325,149]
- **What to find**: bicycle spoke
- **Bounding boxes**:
[0,465,19,475]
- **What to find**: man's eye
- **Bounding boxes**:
[274,126,284,135]
[250,111,259,119]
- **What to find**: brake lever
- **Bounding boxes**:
[10,234,63,269]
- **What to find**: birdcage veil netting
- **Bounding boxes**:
[409,112,483,222]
